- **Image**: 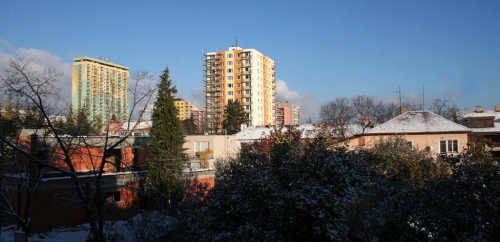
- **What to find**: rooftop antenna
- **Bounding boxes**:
[422,84,425,112]
[393,86,402,114]
[235,36,238,47]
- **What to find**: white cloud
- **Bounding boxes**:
[276,79,320,123]
[191,86,205,109]
[0,47,72,107]
[0,39,14,51]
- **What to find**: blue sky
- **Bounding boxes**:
[1,0,499,122]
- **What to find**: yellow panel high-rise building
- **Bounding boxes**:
[72,56,129,123]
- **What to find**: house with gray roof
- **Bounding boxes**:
[346,111,470,155]
[459,106,500,157]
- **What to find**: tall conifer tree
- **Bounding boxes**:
[222,100,248,135]
[148,66,185,197]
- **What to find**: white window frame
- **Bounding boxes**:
[440,139,458,153]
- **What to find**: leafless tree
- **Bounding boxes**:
[319,97,356,138]
[430,98,462,122]
[374,102,400,123]
[0,58,156,242]
[352,95,380,132]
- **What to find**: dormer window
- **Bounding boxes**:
[467,117,494,128]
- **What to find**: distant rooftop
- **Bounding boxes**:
[365,111,470,135]
[73,56,129,70]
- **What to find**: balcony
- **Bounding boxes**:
[242,54,251,59]
[243,69,251,75]
[243,85,252,90]
[242,63,251,67]
[243,93,251,98]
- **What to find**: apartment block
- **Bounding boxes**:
[139,104,154,121]
[276,105,291,125]
[191,108,207,134]
[174,98,195,120]
[203,46,276,134]
[72,56,129,122]
[276,100,300,125]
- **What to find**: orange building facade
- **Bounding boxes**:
[204,46,276,134]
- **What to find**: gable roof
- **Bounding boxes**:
[365,111,470,135]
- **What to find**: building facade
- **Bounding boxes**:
[275,105,290,125]
[174,98,196,120]
[72,56,129,122]
[138,104,154,121]
[276,100,300,125]
[204,46,276,134]
[191,108,206,134]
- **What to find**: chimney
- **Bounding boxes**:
[495,106,500,112]
[400,106,410,114]
[475,106,483,113]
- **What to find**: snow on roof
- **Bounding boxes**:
[460,110,500,133]
[106,121,152,134]
[236,124,319,141]
[365,111,470,134]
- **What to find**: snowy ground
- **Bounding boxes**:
[1,224,90,242]
[1,211,174,242]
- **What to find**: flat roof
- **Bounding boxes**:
[73,56,129,70]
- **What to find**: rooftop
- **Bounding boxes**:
[365,111,470,135]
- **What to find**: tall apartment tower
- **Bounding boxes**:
[276,100,300,125]
[204,46,276,134]
[72,56,129,122]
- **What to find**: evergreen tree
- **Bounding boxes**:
[221,100,247,135]
[183,116,197,135]
[148,66,186,198]
[55,105,103,136]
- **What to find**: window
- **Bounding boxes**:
[406,141,413,149]
[227,54,233,58]
[358,137,365,146]
[227,98,233,103]
[236,68,241,73]
[228,76,233,80]
[237,75,242,80]
[227,61,233,65]
[228,91,233,95]
[237,98,242,102]
[237,91,241,95]
[195,141,209,152]
[227,83,233,88]
[440,140,458,153]
[236,83,241,87]
[236,53,241,57]
[236,60,241,65]
[218,77,224,81]
[227,69,233,73]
